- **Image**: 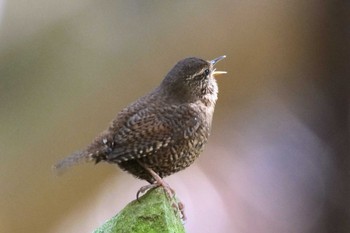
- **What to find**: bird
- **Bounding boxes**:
[54,55,226,196]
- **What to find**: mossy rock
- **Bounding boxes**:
[93,188,185,233]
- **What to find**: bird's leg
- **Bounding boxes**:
[136,161,186,220]
[136,161,175,199]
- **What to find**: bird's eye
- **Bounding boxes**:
[204,69,210,76]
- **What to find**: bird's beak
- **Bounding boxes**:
[210,55,227,77]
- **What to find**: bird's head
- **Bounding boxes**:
[160,56,226,105]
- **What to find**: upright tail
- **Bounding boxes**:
[52,150,93,175]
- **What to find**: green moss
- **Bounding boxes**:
[93,188,185,233]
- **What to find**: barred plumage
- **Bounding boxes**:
[54,56,226,183]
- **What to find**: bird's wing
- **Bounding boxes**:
[106,104,202,163]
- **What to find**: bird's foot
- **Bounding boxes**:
[136,183,158,200]
[136,160,186,220]
[136,177,175,200]
[136,180,186,220]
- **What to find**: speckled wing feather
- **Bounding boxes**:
[106,104,203,163]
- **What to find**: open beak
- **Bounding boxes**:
[210,55,227,77]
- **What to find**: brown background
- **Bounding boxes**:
[0,1,348,233]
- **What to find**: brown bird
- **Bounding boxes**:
[54,56,226,195]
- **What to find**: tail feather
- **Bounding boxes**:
[52,150,93,175]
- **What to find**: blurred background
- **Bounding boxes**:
[0,1,348,232]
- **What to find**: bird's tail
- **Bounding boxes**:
[52,150,93,175]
